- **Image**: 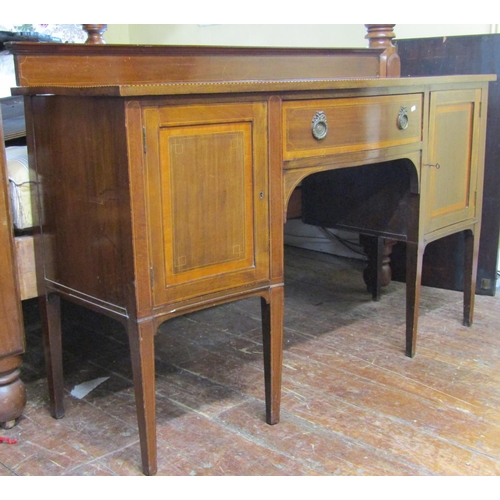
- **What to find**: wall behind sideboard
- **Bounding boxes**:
[105,24,499,47]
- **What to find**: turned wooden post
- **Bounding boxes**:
[82,24,107,44]
[0,361,26,429]
[360,235,398,301]
[365,24,401,77]
[365,24,397,49]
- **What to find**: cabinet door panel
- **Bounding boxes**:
[424,89,481,234]
[144,102,269,306]
[161,123,254,283]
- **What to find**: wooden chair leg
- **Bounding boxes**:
[40,293,65,419]
[463,229,478,327]
[261,285,284,425]
[127,318,157,476]
[405,241,424,358]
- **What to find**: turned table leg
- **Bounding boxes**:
[360,235,397,301]
[0,357,26,429]
[261,285,284,425]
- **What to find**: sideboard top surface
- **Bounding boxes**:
[10,75,496,97]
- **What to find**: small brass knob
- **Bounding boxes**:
[312,111,328,140]
[397,106,409,130]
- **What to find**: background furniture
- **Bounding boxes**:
[0,30,90,429]
[1,98,37,301]
[0,105,26,429]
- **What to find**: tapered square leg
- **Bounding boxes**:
[261,286,284,425]
[40,293,65,419]
[463,229,478,327]
[405,242,424,358]
[127,319,157,476]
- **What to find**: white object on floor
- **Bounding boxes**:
[70,377,110,399]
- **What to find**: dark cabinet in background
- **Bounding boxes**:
[395,34,500,296]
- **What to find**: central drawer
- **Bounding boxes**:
[282,94,423,161]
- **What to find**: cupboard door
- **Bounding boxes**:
[144,102,269,306]
[423,89,482,234]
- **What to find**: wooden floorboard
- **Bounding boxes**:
[1,246,499,476]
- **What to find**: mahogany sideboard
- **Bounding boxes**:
[7,29,494,475]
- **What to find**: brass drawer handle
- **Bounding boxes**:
[397,106,409,130]
[312,111,328,140]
